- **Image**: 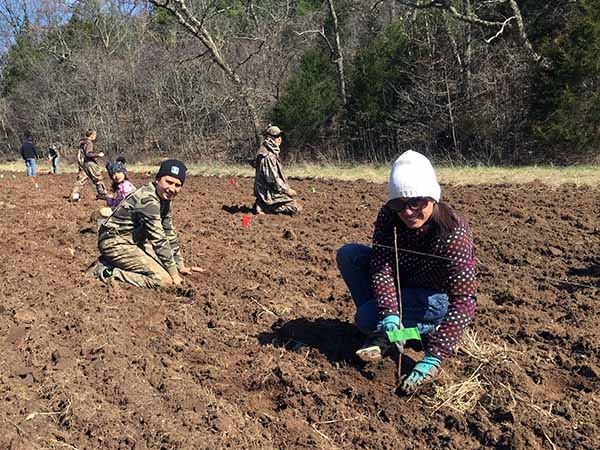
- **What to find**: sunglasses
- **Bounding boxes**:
[388,197,431,212]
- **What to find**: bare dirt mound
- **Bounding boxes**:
[1,172,599,449]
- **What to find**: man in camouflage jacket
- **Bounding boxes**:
[252,125,301,215]
[95,159,198,289]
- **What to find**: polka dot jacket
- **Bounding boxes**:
[369,205,477,360]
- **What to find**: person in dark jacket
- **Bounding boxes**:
[336,150,477,393]
[20,132,38,177]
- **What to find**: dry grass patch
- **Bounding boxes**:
[424,330,519,413]
[458,328,517,365]
[426,365,485,414]
[1,162,598,185]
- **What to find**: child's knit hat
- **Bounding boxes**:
[106,161,127,178]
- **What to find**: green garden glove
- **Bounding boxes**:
[401,354,441,393]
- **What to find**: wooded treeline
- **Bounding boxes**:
[0,0,598,164]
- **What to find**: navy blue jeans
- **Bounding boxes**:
[336,243,449,335]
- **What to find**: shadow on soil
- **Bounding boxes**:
[258,318,422,392]
[222,204,253,214]
[259,317,421,366]
[258,317,363,364]
[568,257,600,288]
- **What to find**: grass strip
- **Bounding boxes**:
[0,162,598,186]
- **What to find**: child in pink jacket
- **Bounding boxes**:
[105,161,136,209]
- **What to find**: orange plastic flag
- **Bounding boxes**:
[242,215,251,228]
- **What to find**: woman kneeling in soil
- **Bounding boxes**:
[336,150,477,393]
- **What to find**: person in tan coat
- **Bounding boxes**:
[251,125,300,215]
[70,129,107,201]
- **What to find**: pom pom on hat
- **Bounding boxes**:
[106,161,127,177]
[388,150,441,202]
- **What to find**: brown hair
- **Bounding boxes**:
[429,201,460,240]
[85,129,96,138]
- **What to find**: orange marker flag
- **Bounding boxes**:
[242,215,251,228]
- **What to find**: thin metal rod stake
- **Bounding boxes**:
[393,227,403,385]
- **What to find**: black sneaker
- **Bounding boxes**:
[99,267,113,283]
[87,261,112,283]
[253,202,265,215]
[356,330,396,362]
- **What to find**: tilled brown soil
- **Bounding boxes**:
[0,172,599,449]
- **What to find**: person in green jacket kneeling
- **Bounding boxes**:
[93,159,202,289]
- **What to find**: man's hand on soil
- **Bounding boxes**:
[171,273,183,285]
[287,188,297,197]
[401,354,441,393]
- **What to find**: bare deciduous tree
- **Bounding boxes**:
[148,0,263,143]
[326,0,346,105]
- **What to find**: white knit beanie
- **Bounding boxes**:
[388,150,441,202]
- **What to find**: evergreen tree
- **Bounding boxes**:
[272,48,340,149]
[1,17,44,95]
[344,21,415,161]
[531,0,600,161]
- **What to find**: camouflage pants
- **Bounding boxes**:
[99,236,173,289]
[256,198,301,216]
[71,160,107,197]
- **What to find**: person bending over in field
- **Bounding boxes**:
[336,150,477,393]
[251,125,301,215]
[70,129,108,201]
[92,159,202,289]
[48,144,60,174]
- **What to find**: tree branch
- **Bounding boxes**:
[236,39,265,69]
[508,0,540,62]
[176,50,210,68]
[394,0,541,62]
[148,0,263,143]
[484,15,515,43]
[294,28,335,56]
[395,0,507,28]
[326,0,347,105]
